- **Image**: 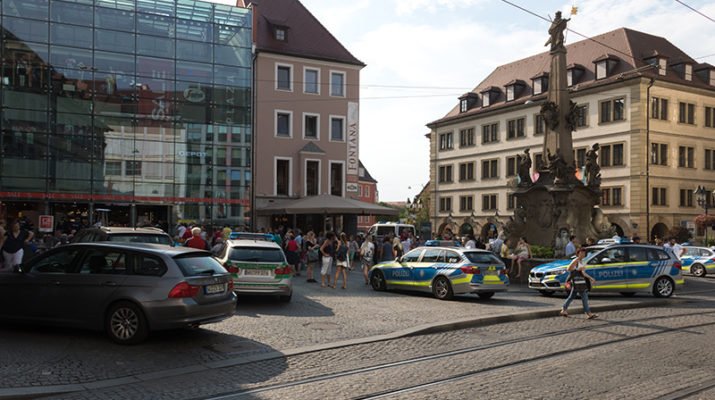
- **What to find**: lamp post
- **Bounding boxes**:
[695,186,711,245]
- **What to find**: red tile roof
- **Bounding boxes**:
[429,27,714,127]
[250,0,365,67]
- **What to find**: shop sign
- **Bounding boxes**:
[39,215,54,232]
[347,183,358,192]
[183,85,206,103]
[347,102,359,176]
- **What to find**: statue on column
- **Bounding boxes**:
[585,143,601,187]
[516,148,533,187]
[544,11,570,51]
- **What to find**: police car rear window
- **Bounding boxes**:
[464,252,502,264]
[109,233,171,245]
[229,247,284,263]
[648,248,671,260]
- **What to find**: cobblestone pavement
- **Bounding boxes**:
[2,272,714,398]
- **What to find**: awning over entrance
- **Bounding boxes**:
[257,194,399,216]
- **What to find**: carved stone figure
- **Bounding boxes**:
[554,228,570,258]
[544,11,570,51]
[516,148,533,187]
[585,143,601,187]
[565,100,579,131]
[591,207,615,237]
[540,101,559,130]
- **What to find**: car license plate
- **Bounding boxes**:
[205,283,225,294]
[484,270,497,275]
[530,277,541,283]
[242,269,272,277]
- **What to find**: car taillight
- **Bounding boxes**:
[460,266,481,274]
[499,269,506,275]
[228,280,234,291]
[275,266,292,275]
[168,282,200,298]
[223,262,239,274]
[674,262,682,270]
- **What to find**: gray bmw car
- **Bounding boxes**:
[0,243,236,344]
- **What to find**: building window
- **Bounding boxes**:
[507,118,525,139]
[602,187,623,206]
[507,193,516,210]
[275,27,286,41]
[534,114,545,135]
[330,162,343,196]
[106,161,121,175]
[652,187,667,206]
[439,132,453,150]
[651,143,668,165]
[482,123,498,143]
[482,194,497,211]
[303,113,319,139]
[459,128,474,147]
[575,148,586,168]
[306,160,319,196]
[705,106,714,128]
[596,61,607,79]
[705,149,715,170]
[330,71,345,97]
[276,158,291,196]
[459,162,475,181]
[679,102,695,124]
[613,143,624,166]
[276,64,292,91]
[126,161,141,176]
[482,159,498,179]
[460,99,468,113]
[365,186,370,198]
[304,68,319,94]
[330,116,345,141]
[481,92,490,107]
[600,145,611,167]
[678,146,694,168]
[438,165,453,183]
[459,196,473,211]
[506,156,517,177]
[275,111,292,137]
[600,97,625,123]
[534,153,543,170]
[651,97,668,120]
[576,105,588,127]
[680,189,694,207]
[439,197,452,212]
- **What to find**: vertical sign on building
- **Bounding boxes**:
[346,102,359,194]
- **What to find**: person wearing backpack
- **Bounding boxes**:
[560,247,598,319]
[333,232,349,289]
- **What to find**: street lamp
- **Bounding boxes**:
[695,186,712,245]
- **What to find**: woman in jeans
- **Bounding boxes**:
[319,232,336,288]
[561,247,598,319]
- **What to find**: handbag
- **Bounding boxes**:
[568,270,590,292]
[307,249,319,262]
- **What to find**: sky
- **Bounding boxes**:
[212,0,715,202]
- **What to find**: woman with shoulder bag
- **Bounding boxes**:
[304,231,318,283]
[333,232,349,289]
[319,232,336,288]
[560,247,598,319]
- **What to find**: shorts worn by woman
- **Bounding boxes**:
[321,256,332,275]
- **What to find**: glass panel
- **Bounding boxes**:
[176,0,212,22]
[51,178,92,193]
[2,41,49,89]
[93,70,134,98]
[137,35,175,59]
[175,80,207,104]
[175,102,208,123]
[214,25,250,47]
[136,0,175,17]
[213,106,247,125]
[4,108,49,132]
[136,13,175,38]
[1,131,48,163]
[212,85,249,107]
[94,30,135,54]
[136,78,174,121]
[95,0,134,11]
[176,18,211,42]
[136,180,174,197]
[214,64,249,87]
[176,40,212,62]
[214,44,250,67]
[2,89,48,110]
[213,4,251,27]
[94,6,134,31]
[3,0,49,20]
[2,17,48,43]
[50,23,92,48]
[94,50,135,75]
[57,96,93,114]
[51,1,93,25]
[50,46,92,70]
[176,61,212,84]
[94,92,136,118]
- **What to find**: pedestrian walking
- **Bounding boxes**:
[379,235,394,262]
[333,232,349,289]
[511,236,532,279]
[303,231,319,283]
[392,234,403,259]
[185,227,208,250]
[360,235,375,285]
[1,221,33,271]
[560,247,598,319]
[285,233,300,276]
[348,234,358,271]
[319,232,336,287]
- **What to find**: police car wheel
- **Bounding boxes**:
[691,264,706,278]
[432,276,454,300]
[477,292,494,299]
[653,277,674,298]
[371,270,386,291]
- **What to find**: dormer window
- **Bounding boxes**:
[504,80,526,102]
[460,99,468,113]
[644,52,668,76]
[482,92,490,107]
[594,54,619,80]
[458,93,479,113]
[695,65,715,86]
[480,87,500,108]
[685,64,693,81]
[566,64,584,86]
[275,27,286,41]
[531,73,549,95]
[672,62,695,81]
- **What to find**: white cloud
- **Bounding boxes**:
[392,0,485,16]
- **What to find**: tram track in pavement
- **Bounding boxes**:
[202,307,715,400]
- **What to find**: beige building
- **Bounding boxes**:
[427,28,715,243]
[249,0,365,231]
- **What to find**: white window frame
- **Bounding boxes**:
[302,112,320,140]
[329,160,346,197]
[596,61,607,80]
[329,115,346,142]
[274,156,293,196]
[329,70,346,97]
[304,158,321,197]
[274,109,293,138]
[275,62,293,92]
[303,67,320,94]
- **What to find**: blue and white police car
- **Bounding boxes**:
[680,246,715,277]
[368,247,509,300]
[528,244,683,298]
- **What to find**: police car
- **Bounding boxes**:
[368,247,509,300]
[680,246,715,277]
[528,244,683,297]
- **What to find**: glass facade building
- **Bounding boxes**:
[0,0,252,229]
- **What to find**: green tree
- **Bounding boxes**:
[668,226,692,243]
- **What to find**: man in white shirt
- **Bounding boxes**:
[664,237,684,260]
[464,234,476,249]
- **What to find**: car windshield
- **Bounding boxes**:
[109,234,171,245]
[464,252,503,265]
[174,254,227,276]
[228,247,284,263]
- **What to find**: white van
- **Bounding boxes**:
[367,222,415,240]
